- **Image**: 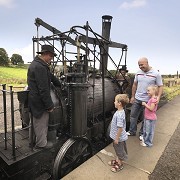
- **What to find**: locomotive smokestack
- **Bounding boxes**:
[99,15,113,74]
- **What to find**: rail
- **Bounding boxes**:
[0,84,16,159]
[0,84,32,161]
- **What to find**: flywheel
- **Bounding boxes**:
[53,137,92,179]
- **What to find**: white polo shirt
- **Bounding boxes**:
[134,69,163,102]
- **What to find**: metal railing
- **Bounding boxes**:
[0,84,32,161]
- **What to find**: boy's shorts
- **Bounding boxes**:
[113,141,128,161]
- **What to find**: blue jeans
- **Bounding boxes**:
[129,99,145,135]
[143,119,156,147]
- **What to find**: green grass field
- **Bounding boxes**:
[0,66,27,86]
[0,66,180,99]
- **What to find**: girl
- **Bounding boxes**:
[141,85,158,147]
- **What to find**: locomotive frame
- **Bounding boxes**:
[0,15,130,179]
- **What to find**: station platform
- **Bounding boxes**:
[63,95,180,180]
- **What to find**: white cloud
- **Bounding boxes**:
[0,0,15,8]
[10,43,33,64]
[120,0,147,9]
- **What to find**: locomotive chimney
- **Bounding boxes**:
[99,15,113,74]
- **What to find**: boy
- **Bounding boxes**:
[109,94,129,172]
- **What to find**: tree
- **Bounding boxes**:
[11,54,24,65]
[0,48,9,66]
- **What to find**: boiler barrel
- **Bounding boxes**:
[87,77,118,119]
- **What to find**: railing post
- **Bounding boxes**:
[10,86,16,160]
[2,84,7,150]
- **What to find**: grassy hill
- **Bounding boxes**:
[0,66,27,87]
[0,66,180,100]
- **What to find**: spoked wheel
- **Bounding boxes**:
[53,137,92,179]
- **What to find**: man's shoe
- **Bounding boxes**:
[34,142,53,150]
[140,141,147,147]
[126,131,136,136]
[139,135,143,141]
[44,142,53,149]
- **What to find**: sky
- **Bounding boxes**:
[0,0,179,74]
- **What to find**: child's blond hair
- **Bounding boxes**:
[148,85,158,96]
[115,94,129,107]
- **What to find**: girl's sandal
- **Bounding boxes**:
[111,164,124,173]
[108,160,118,166]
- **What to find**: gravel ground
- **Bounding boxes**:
[0,91,22,132]
[149,122,180,180]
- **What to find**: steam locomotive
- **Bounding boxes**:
[0,15,130,179]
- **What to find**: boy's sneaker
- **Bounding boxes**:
[126,131,136,136]
[140,141,147,147]
[139,135,143,141]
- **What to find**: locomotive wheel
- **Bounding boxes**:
[53,137,92,179]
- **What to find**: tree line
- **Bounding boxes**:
[0,48,24,66]
[0,47,179,78]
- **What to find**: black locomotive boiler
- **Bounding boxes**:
[0,15,130,179]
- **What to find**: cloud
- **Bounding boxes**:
[0,0,15,8]
[120,0,147,9]
[10,43,33,64]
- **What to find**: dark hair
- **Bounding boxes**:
[119,65,128,72]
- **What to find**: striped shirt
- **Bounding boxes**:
[134,69,163,102]
[110,110,128,142]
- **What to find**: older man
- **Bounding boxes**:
[28,45,61,149]
[127,57,163,139]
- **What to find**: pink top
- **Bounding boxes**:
[144,97,158,120]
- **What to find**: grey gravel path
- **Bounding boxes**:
[149,121,180,180]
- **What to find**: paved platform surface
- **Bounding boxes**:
[63,95,180,180]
